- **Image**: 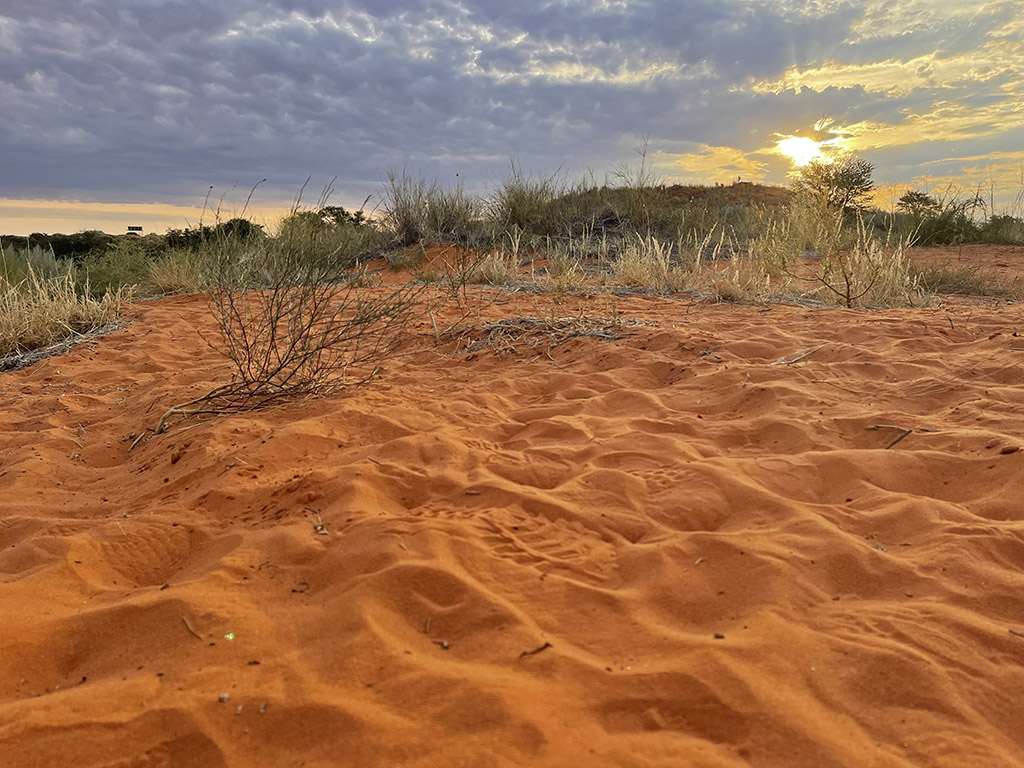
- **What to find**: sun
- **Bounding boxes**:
[777,136,825,167]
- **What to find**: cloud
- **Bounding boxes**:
[0,0,1021,234]
[658,145,771,185]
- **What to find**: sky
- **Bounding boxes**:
[1,0,1022,236]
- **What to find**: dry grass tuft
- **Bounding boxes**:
[472,251,520,286]
[912,263,1021,298]
[539,244,586,295]
[612,234,677,290]
[704,256,776,303]
[0,266,129,358]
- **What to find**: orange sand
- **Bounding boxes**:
[2,250,1024,767]
[909,243,1024,287]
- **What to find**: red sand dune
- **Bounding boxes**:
[2,250,1024,767]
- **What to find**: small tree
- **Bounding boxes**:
[321,205,367,227]
[794,156,875,215]
[896,190,940,217]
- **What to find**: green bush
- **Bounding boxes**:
[979,214,1024,245]
[79,239,153,297]
[1,242,64,284]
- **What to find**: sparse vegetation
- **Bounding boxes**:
[912,263,1021,298]
[5,151,1023,375]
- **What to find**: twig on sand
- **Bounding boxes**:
[1010,629,1024,639]
[182,616,203,641]
[519,642,553,660]
[771,344,825,366]
[865,424,913,449]
[305,506,329,535]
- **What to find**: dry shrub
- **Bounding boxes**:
[0,266,128,358]
[815,231,923,307]
[152,221,422,434]
[470,314,644,356]
[753,200,923,307]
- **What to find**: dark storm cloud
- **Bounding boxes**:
[0,0,1018,208]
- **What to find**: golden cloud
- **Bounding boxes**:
[657,145,770,184]
[749,46,1023,98]
[850,0,1020,40]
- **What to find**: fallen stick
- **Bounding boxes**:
[182,616,203,641]
[865,424,913,449]
[772,344,825,366]
[518,641,553,660]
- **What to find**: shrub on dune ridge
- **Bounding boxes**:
[381,169,484,247]
[487,163,564,237]
[793,156,875,215]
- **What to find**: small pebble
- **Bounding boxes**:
[714,633,725,640]
[218,693,230,703]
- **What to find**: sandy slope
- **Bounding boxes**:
[2,263,1024,767]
